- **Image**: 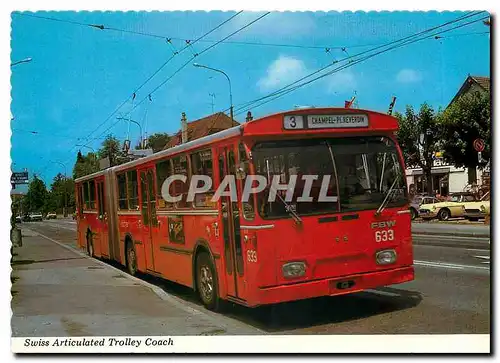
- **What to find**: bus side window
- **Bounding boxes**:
[239,143,255,220]
[127,170,139,210]
[89,180,96,210]
[172,155,191,208]
[83,182,90,210]
[156,159,174,209]
[117,173,128,210]
[78,184,84,214]
[191,149,215,208]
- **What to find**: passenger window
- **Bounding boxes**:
[172,155,190,208]
[156,159,174,209]
[83,182,90,210]
[88,180,96,210]
[127,170,139,210]
[191,149,215,208]
[78,185,84,214]
[117,173,128,210]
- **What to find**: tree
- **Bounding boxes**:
[50,173,75,214]
[440,91,491,183]
[73,152,99,179]
[23,176,48,213]
[395,103,442,194]
[143,132,171,153]
[99,134,130,166]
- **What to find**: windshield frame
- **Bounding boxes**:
[250,135,408,220]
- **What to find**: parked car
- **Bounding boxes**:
[29,211,43,222]
[463,192,490,221]
[419,192,477,221]
[410,195,440,220]
[15,215,22,223]
[46,212,57,220]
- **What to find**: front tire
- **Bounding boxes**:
[438,208,451,221]
[196,252,219,311]
[126,240,138,276]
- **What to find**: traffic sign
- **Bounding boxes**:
[10,171,28,184]
[473,138,485,152]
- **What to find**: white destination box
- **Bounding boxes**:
[307,114,369,128]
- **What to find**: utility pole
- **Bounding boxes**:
[209,93,216,114]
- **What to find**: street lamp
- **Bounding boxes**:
[76,144,96,153]
[193,63,234,125]
[11,57,32,67]
[116,117,143,148]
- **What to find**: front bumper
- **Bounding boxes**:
[252,265,414,307]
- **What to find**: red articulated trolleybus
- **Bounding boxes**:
[75,107,414,310]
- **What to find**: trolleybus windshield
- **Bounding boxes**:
[252,136,407,218]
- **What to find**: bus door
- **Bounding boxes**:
[217,145,248,302]
[96,177,109,257]
[139,168,158,272]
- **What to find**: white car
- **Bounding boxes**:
[46,212,57,220]
[29,212,43,221]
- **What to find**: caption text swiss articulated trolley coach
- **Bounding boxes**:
[75,107,414,310]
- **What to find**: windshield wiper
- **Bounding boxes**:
[265,159,303,225]
[375,175,400,216]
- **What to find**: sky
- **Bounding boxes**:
[10,11,490,188]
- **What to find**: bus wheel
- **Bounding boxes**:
[86,232,94,257]
[126,241,137,276]
[196,253,219,311]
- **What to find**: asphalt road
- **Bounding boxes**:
[20,219,490,334]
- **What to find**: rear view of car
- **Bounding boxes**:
[29,212,43,221]
[46,212,57,220]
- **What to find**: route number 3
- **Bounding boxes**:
[247,250,257,263]
[284,115,304,130]
[375,229,394,242]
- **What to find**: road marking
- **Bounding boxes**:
[21,227,264,335]
[414,260,490,271]
[473,255,490,260]
[466,248,491,252]
[412,234,490,241]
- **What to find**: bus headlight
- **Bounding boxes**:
[282,262,306,278]
[376,249,397,265]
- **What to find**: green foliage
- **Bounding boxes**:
[395,103,442,169]
[440,91,491,169]
[99,134,130,166]
[145,132,171,153]
[395,103,442,194]
[23,176,48,213]
[73,152,99,179]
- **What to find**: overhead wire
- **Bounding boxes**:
[87,12,271,144]
[233,12,488,115]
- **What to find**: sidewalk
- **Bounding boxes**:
[11,228,260,337]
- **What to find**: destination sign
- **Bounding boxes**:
[11,171,28,184]
[307,114,369,129]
